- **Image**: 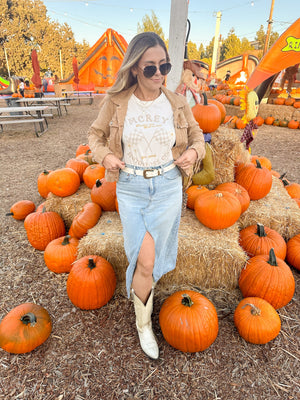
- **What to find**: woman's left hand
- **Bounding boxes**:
[174,148,198,170]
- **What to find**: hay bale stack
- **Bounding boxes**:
[45,183,91,228]
[77,210,248,294]
[238,176,300,240]
[292,109,300,120]
[224,105,244,118]
[257,104,294,120]
[209,127,250,188]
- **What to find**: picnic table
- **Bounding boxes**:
[62,90,94,105]
[0,105,49,136]
[16,97,70,117]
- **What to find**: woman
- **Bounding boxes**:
[88,32,205,359]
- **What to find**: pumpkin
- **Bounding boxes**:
[284,182,300,199]
[90,180,117,211]
[273,98,285,105]
[192,92,221,133]
[6,200,35,220]
[235,159,272,200]
[185,185,209,210]
[239,223,287,259]
[207,99,226,123]
[159,290,218,353]
[287,120,299,129]
[234,297,281,344]
[76,150,96,165]
[44,235,79,273]
[238,248,295,309]
[293,101,300,109]
[215,182,250,214]
[235,118,247,130]
[284,97,295,106]
[65,158,89,182]
[264,116,275,125]
[83,164,106,189]
[75,143,91,157]
[286,234,300,271]
[0,303,52,354]
[37,170,52,198]
[279,118,289,127]
[24,207,66,250]
[69,202,102,239]
[251,155,272,171]
[272,118,280,126]
[47,168,80,197]
[252,116,264,126]
[194,190,241,230]
[66,255,116,310]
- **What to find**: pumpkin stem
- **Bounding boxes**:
[267,248,278,267]
[6,212,14,216]
[202,92,208,106]
[61,235,71,246]
[242,303,261,316]
[256,223,267,237]
[21,312,37,326]
[43,170,50,175]
[96,179,102,188]
[255,159,262,169]
[279,172,287,180]
[281,178,289,187]
[88,258,97,270]
[181,294,194,307]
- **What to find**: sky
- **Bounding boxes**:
[43,0,298,49]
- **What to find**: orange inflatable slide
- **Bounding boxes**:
[60,28,128,92]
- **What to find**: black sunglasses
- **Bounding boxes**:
[140,62,172,78]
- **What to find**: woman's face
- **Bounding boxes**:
[133,45,168,92]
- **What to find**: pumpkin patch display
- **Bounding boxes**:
[286,234,300,271]
[234,297,281,344]
[90,180,117,211]
[238,248,295,309]
[239,223,287,259]
[192,92,221,133]
[44,235,79,273]
[159,290,218,353]
[194,190,241,230]
[47,168,80,197]
[0,303,52,354]
[24,207,66,250]
[66,255,116,310]
[69,202,102,239]
[6,200,35,220]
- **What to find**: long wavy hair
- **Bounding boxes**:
[107,32,170,96]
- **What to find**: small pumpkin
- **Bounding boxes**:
[159,290,218,352]
[273,97,285,105]
[24,207,66,250]
[235,118,247,130]
[239,223,287,259]
[252,115,264,126]
[194,190,241,230]
[286,234,300,271]
[279,118,289,128]
[6,200,35,220]
[215,182,250,214]
[65,158,89,182]
[47,168,80,197]
[37,170,52,198]
[0,303,52,354]
[250,155,272,171]
[284,182,300,199]
[284,97,295,106]
[287,120,299,129]
[192,92,221,133]
[234,297,281,344]
[238,248,295,309]
[44,235,79,273]
[83,164,106,189]
[90,180,117,211]
[235,159,272,200]
[75,143,91,157]
[264,116,275,125]
[69,202,102,239]
[67,255,116,310]
[185,185,209,210]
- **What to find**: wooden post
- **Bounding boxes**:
[263,0,275,55]
[211,11,222,74]
[167,0,189,91]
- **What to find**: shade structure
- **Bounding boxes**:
[31,50,42,89]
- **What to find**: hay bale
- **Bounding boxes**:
[238,176,300,240]
[224,104,244,118]
[77,210,248,295]
[45,183,91,228]
[292,109,300,120]
[209,126,250,188]
[257,104,294,120]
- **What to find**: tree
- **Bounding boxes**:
[219,28,253,60]
[0,0,89,79]
[255,24,279,53]
[137,11,165,41]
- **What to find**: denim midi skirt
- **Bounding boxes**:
[116,163,183,298]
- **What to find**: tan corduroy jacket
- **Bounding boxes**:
[88,84,206,182]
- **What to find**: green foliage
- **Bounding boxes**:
[0,0,89,80]
[137,11,165,41]
[219,28,254,61]
[255,24,279,52]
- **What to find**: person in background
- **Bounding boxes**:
[280,63,299,94]
[208,73,217,90]
[25,79,30,88]
[224,70,231,82]
[42,77,48,93]
[18,78,25,97]
[87,31,205,360]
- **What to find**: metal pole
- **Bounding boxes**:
[211,11,222,74]
[59,49,63,79]
[263,0,275,55]
[4,47,11,78]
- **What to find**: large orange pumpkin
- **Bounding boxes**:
[234,297,281,344]
[90,180,117,211]
[238,248,295,309]
[69,202,102,239]
[284,182,300,199]
[251,155,272,171]
[286,234,300,271]
[192,93,221,133]
[0,303,52,354]
[159,290,218,352]
[65,158,89,182]
[7,200,36,220]
[67,255,116,310]
[44,235,79,273]
[215,182,250,214]
[75,143,91,157]
[194,190,241,230]
[83,164,106,188]
[47,168,80,197]
[37,170,52,198]
[207,99,226,123]
[185,185,209,210]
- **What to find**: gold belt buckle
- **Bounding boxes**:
[143,169,160,179]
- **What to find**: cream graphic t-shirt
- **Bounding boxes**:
[122,92,175,167]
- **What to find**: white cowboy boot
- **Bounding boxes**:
[131,288,159,359]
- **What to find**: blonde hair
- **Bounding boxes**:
[107,32,169,96]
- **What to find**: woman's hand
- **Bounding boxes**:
[103,153,125,171]
[174,148,198,170]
